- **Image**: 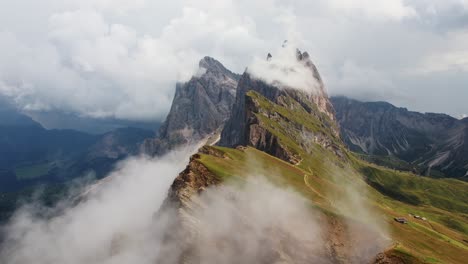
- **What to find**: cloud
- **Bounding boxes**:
[1,157,388,263]
[326,60,406,102]
[247,43,322,93]
[0,0,467,119]
[328,0,417,20]
[168,176,327,263]
[0,146,390,263]
[0,146,195,264]
[0,149,326,264]
[0,1,266,121]
[409,30,468,74]
[326,163,390,262]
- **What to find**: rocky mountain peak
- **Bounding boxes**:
[197,56,240,83]
[219,49,341,162]
[142,57,240,156]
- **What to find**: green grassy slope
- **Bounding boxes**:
[195,91,468,263]
[198,146,468,263]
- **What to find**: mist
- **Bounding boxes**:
[0,147,194,264]
[326,162,391,263]
[0,144,395,264]
[0,148,329,264]
[159,176,328,263]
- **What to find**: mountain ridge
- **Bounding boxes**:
[331,96,468,179]
[154,50,468,263]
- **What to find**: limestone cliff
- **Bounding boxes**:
[142,57,240,155]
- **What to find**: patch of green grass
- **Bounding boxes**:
[15,163,51,180]
[424,257,441,263]
[356,153,422,173]
[358,165,468,214]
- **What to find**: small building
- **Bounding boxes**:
[394,217,408,224]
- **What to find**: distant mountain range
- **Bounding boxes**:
[25,110,160,134]
[331,96,468,179]
[0,104,154,192]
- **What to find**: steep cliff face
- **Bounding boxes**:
[142,57,240,155]
[331,96,468,179]
[219,49,340,162]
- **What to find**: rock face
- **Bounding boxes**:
[142,57,240,155]
[331,96,468,179]
[219,49,339,153]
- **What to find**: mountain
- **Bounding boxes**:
[2,52,467,263]
[153,51,468,263]
[142,56,240,155]
[24,110,161,134]
[0,102,39,128]
[331,96,468,179]
[0,106,154,193]
[219,49,341,163]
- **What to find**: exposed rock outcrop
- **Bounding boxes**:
[155,155,221,264]
[142,57,240,155]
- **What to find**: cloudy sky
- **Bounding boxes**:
[0,0,467,121]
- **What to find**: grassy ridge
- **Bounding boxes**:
[195,91,468,263]
[198,146,468,263]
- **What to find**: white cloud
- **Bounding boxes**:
[0,146,195,264]
[0,1,269,121]
[0,0,467,120]
[0,147,391,263]
[0,148,342,264]
[247,43,322,93]
[415,50,468,73]
[408,30,468,74]
[325,61,406,102]
[328,0,417,20]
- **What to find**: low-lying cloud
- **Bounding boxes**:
[172,176,326,263]
[0,147,193,264]
[0,151,326,264]
[0,146,392,264]
[326,163,391,262]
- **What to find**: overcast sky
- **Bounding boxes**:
[0,0,467,121]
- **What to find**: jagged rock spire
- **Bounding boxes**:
[141,57,240,155]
